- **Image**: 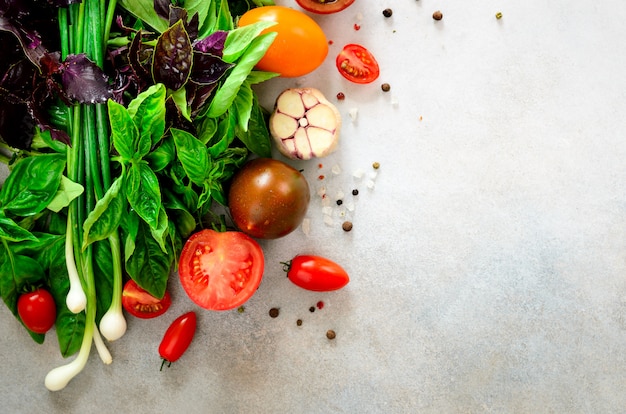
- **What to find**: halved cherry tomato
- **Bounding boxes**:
[296,0,356,14]
[178,229,264,310]
[17,288,57,334]
[122,279,171,319]
[159,311,196,369]
[238,6,328,77]
[285,255,350,291]
[336,44,380,84]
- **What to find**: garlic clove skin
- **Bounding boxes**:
[269,88,341,160]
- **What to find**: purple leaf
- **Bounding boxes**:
[194,30,227,57]
[61,54,112,104]
[152,20,192,91]
[191,51,232,85]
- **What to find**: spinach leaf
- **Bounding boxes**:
[0,154,66,217]
[0,215,38,242]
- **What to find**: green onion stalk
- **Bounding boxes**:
[45,0,124,391]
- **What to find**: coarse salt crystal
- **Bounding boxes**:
[322,206,333,216]
[336,190,345,200]
[366,179,376,189]
[391,96,399,106]
[353,168,365,179]
[345,201,355,212]
[369,171,378,180]
[301,218,311,235]
[324,215,334,227]
[348,108,358,122]
[316,186,326,197]
[331,164,342,175]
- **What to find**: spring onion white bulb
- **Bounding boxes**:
[65,218,86,313]
[99,307,127,342]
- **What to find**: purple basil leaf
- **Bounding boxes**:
[188,82,218,117]
[0,14,48,70]
[168,6,187,27]
[61,54,112,104]
[152,20,192,91]
[194,30,227,57]
[191,51,232,85]
[153,0,171,21]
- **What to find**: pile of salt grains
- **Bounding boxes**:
[301,162,380,236]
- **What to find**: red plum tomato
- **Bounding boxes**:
[228,158,310,239]
[122,279,171,319]
[178,229,264,310]
[336,43,380,84]
[17,288,57,334]
[238,6,328,77]
[286,255,350,291]
[296,0,356,14]
[159,311,196,368]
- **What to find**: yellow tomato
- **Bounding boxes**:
[238,6,328,77]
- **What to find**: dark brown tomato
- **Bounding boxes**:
[228,158,310,239]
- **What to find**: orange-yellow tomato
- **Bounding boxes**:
[238,6,328,77]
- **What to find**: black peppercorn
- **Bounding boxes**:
[382,8,393,18]
[352,189,359,196]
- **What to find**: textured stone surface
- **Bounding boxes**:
[1,1,626,412]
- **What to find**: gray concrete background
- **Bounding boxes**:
[1,0,625,412]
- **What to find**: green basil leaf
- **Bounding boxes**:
[206,31,277,118]
[236,92,272,157]
[170,87,191,122]
[82,174,126,248]
[232,80,254,132]
[245,70,280,85]
[125,220,174,299]
[150,207,170,253]
[163,189,196,238]
[127,83,167,149]
[55,307,86,357]
[145,136,176,172]
[0,215,38,242]
[222,21,277,63]
[208,110,237,158]
[184,0,213,37]
[121,210,140,261]
[127,161,161,230]
[171,128,210,185]
[108,99,139,162]
[118,0,169,33]
[47,175,84,213]
[0,154,66,217]
[215,0,234,31]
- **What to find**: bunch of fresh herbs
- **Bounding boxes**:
[0,0,276,389]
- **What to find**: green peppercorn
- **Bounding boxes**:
[495,12,503,19]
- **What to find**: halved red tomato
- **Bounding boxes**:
[178,229,264,311]
[296,0,355,14]
[336,44,380,84]
[122,279,171,319]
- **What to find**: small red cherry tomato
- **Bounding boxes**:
[284,255,350,291]
[17,288,57,334]
[159,311,197,369]
[336,44,380,84]
[122,279,172,319]
[295,0,355,14]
